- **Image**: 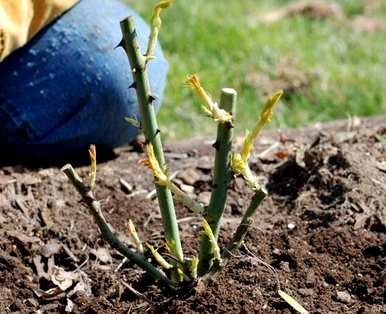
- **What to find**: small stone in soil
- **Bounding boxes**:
[180,184,195,195]
[336,290,352,304]
[178,168,202,185]
[280,261,290,272]
[287,223,296,229]
[197,191,211,204]
[298,288,314,297]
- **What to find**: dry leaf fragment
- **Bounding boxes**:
[90,247,112,264]
[7,230,41,244]
[278,289,309,314]
[67,271,92,297]
[50,266,79,291]
[65,298,74,312]
[32,287,64,299]
[275,150,290,160]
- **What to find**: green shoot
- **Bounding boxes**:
[231,90,283,189]
[145,0,174,63]
[189,257,199,279]
[125,117,141,129]
[146,243,173,270]
[202,219,221,263]
[128,219,144,254]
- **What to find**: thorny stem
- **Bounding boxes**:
[61,165,175,289]
[120,17,183,262]
[197,88,237,276]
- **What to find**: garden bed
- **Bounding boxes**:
[1,116,385,313]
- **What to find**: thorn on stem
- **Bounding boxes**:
[146,129,160,144]
[148,95,157,104]
[226,121,234,129]
[129,82,137,89]
[114,39,124,49]
[212,141,220,150]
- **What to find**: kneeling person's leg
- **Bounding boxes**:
[0,0,168,158]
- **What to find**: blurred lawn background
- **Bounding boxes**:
[126,0,386,139]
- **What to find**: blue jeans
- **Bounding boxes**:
[0,0,168,159]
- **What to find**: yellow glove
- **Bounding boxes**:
[0,0,78,62]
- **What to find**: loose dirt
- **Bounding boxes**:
[1,116,386,313]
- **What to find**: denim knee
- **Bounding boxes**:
[0,0,168,157]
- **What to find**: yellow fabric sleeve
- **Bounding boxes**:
[0,0,79,62]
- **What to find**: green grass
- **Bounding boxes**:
[126,0,386,139]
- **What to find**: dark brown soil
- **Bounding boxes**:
[1,116,386,313]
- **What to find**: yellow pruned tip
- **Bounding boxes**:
[88,144,97,190]
[154,0,173,10]
[146,243,173,270]
[145,0,174,62]
[239,90,283,163]
[231,90,283,189]
[185,73,199,87]
[260,90,283,123]
[185,74,232,124]
[138,144,168,184]
[185,74,209,103]
[202,219,221,261]
[278,290,309,314]
[151,0,173,27]
[128,219,144,254]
